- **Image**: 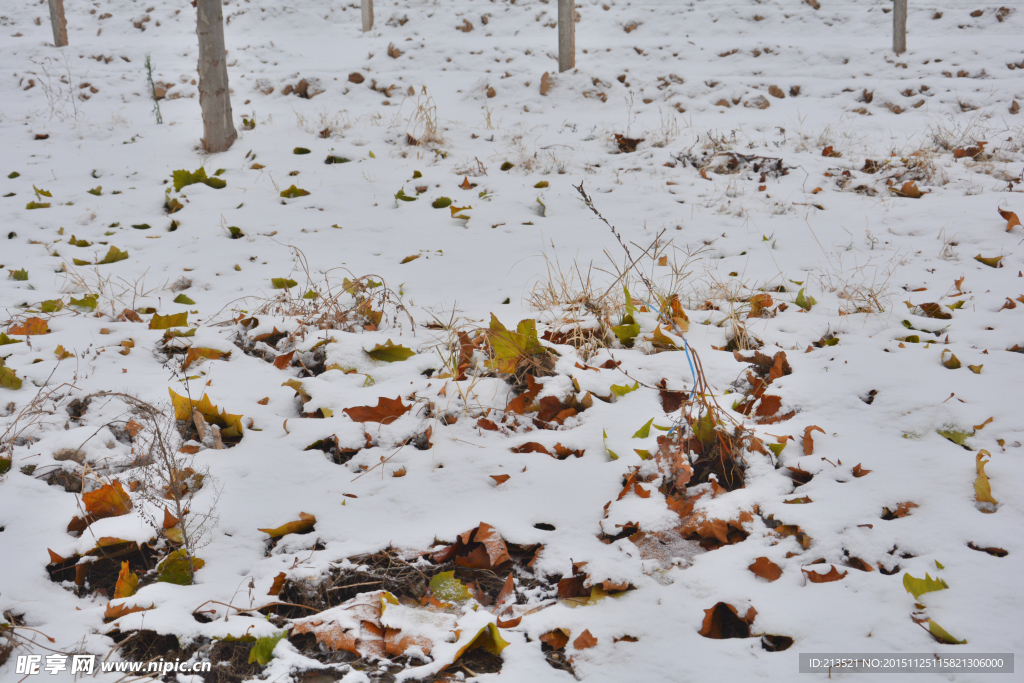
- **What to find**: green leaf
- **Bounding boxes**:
[302,290,318,300]
[25,201,50,210]
[248,633,286,666]
[394,188,417,202]
[937,427,972,447]
[96,246,129,264]
[69,293,97,309]
[87,186,102,196]
[227,226,243,239]
[768,441,786,457]
[271,278,298,289]
[610,381,639,397]
[40,299,63,313]
[973,254,1002,268]
[898,335,920,344]
[368,150,376,158]
[429,571,473,603]
[0,365,22,391]
[173,294,195,305]
[149,312,189,329]
[280,185,310,199]
[33,185,52,198]
[486,315,546,373]
[0,333,23,346]
[68,235,92,247]
[324,155,350,164]
[534,181,549,188]
[156,549,205,585]
[412,170,422,179]
[927,620,966,645]
[947,300,965,310]
[501,161,514,171]
[632,418,654,439]
[692,413,717,445]
[902,572,948,599]
[9,269,28,281]
[131,223,151,230]
[795,288,816,311]
[203,176,226,189]
[366,340,415,362]
[173,168,207,191]
[0,457,10,475]
[432,196,453,209]
[611,322,640,345]
[624,286,637,316]
[7,172,19,179]
[293,147,311,155]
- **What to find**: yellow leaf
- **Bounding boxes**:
[54,345,73,360]
[113,561,139,599]
[167,389,244,438]
[975,450,997,508]
[646,325,680,349]
[400,254,420,264]
[150,312,188,329]
[927,619,966,644]
[181,347,229,371]
[454,623,510,662]
[259,512,316,538]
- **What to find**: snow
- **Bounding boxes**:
[1,0,1023,681]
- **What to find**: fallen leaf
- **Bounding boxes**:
[104,601,154,621]
[803,425,825,455]
[998,207,1021,231]
[573,629,598,650]
[113,561,139,599]
[903,572,948,599]
[366,340,415,362]
[149,312,188,329]
[925,619,966,644]
[259,512,316,538]
[343,397,411,424]
[748,557,782,582]
[181,347,229,371]
[268,572,287,596]
[272,350,295,369]
[490,474,511,486]
[67,480,132,533]
[974,254,1003,268]
[699,602,756,639]
[156,549,204,585]
[941,350,962,369]
[974,450,997,508]
[802,565,847,583]
[8,317,49,335]
[540,628,571,650]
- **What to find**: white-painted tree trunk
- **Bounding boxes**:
[48,0,68,47]
[196,0,237,153]
[893,0,907,54]
[362,0,374,32]
[558,0,575,72]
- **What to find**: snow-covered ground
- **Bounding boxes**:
[1,0,1022,681]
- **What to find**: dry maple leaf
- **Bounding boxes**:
[802,565,848,583]
[748,557,783,582]
[803,425,825,455]
[573,629,598,650]
[67,480,132,534]
[998,207,1021,232]
[343,397,411,424]
[8,317,49,335]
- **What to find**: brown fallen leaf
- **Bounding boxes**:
[573,629,598,650]
[67,480,133,534]
[999,207,1021,231]
[104,601,154,621]
[802,565,848,583]
[699,602,757,639]
[895,181,923,198]
[748,557,782,582]
[181,347,229,372]
[343,397,411,424]
[431,522,512,570]
[8,317,49,335]
[273,350,295,369]
[540,628,571,650]
[540,72,552,96]
[268,572,287,596]
[490,474,511,486]
[803,425,825,455]
[881,502,918,520]
[852,463,872,477]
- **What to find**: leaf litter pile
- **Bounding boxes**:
[1,0,1023,681]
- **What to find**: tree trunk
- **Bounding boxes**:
[196,0,236,153]
[893,0,907,54]
[361,0,374,32]
[558,0,575,72]
[48,0,68,47]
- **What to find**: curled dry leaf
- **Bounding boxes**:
[431,522,512,570]
[258,511,316,538]
[699,602,757,639]
[490,474,511,486]
[802,565,848,583]
[802,425,825,455]
[540,628,571,650]
[998,207,1021,231]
